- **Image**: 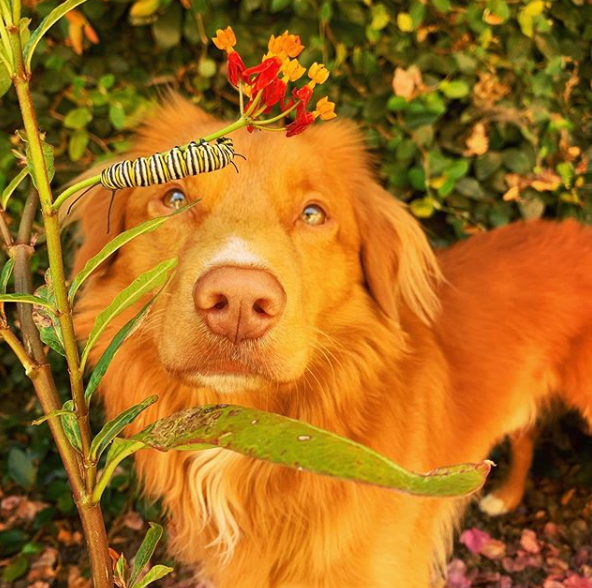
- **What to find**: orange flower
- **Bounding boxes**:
[307,63,329,86]
[281,59,305,82]
[65,10,99,55]
[212,26,237,53]
[268,31,304,60]
[313,97,337,121]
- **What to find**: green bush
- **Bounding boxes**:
[2,0,592,246]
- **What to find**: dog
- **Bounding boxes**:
[72,94,592,588]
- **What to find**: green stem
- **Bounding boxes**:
[0,324,35,372]
[0,17,14,71]
[92,440,145,503]
[255,100,300,126]
[52,174,101,213]
[11,0,20,24]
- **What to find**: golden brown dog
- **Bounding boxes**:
[73,94,592,588]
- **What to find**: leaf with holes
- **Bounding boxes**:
[134,404,492,497]
[32,284,65,356]
[60,400,82,453]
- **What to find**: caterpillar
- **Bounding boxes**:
[68,137,243,231]
[100,137,237,190]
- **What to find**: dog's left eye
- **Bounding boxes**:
[163,189,187,210]
[300,204,327,226]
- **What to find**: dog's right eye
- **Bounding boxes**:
[162,189,187,209]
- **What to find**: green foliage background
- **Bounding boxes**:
[1,0,592,582]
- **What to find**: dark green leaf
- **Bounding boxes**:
[129,523,164,587]
[135,405,491,497]
[7,448,37,489]
[85,296,157,403]
[90,395,158,461]
[80,258,177,369]
[152,4,182,50]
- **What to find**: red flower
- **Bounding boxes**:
[242,57,282,92]
[227,51,246,87]
[262,78,287,112]
[286,109,314,137]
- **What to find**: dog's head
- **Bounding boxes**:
[73,94,441,395]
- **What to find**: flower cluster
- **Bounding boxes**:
[212,27,336,136]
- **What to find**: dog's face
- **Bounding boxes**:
[74,95,440,395]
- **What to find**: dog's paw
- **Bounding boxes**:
[479,493,509,516]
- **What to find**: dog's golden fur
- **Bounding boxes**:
[72,94,592,588]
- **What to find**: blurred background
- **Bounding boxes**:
[1,1,592,586]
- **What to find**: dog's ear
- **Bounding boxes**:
[66,179,130,276]
[356,184,442,324]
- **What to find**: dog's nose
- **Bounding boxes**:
[194,266,286,343]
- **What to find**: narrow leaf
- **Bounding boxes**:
[80,258,177,370]
[0,293,56,311]
[1,167,29,210]
[32,408,75,426]
[89,395,158,461]
[129,523,164,587]
[85,295,157,403]
[135,405,492,498]
[131,564,173,588]
[69,202,197,304]
[1,258,14,294]
[23,0,90,71]
[60,401,82,453]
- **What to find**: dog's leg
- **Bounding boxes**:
[479,426,539,516]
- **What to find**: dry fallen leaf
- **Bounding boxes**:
[465,123,489,156]
[392,66,423,100]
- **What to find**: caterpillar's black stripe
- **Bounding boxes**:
[99,137,236,190]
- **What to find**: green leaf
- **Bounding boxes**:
[270,0,291,12]
[69,204,195,303]
[1,554,29,583]
[0,293,56,311]
[131,564,173,588]
[370,4,390,30]
[1,167,29,210]
[26,141,55,190]
[80,258,177,369]
[32,408,75,426]
[439,80,470,99]
[32,283,65,356]
[7,448,37,489]
[90,395,158,461]
[410,197,435,218]
[24,0,91,71]
[0,60,11,100]
[109,103,126,130]
[60,400,82,453]
[319,1,333,23]
[68,130,89,162]
[135,405,492,497]
[85,295,157,403]
[64,108,93,130]
[129,523,164,587]
[1,258,14,294]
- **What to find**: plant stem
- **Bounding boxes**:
[9,24,95,489]
[8,25,113,588]
[0,323,34,370]
[0,208,12,245]
[52,174,101,213]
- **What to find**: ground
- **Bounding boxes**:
[0,412,590,588]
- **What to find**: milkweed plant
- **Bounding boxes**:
[0,3,491,586]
